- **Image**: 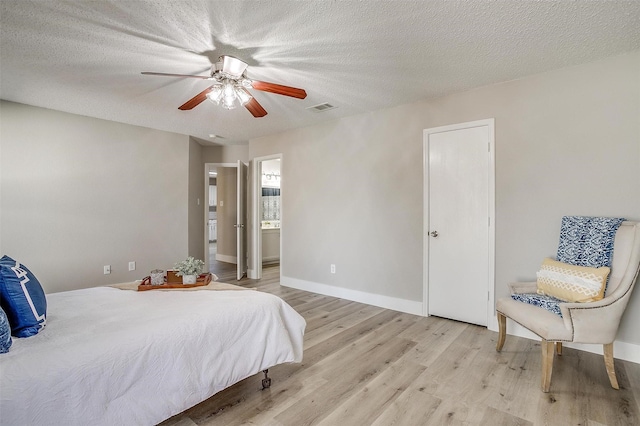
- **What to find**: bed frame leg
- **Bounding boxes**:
[261,369,272,390]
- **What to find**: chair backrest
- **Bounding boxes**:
[606,221,640,296]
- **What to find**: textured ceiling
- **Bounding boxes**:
[1,1,639,145]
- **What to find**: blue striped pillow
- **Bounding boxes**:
[0,256,47,337]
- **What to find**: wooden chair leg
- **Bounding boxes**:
[541,340,555,392]
[496,312,506,351]
[603,343,619,390]
[555,342,562,356]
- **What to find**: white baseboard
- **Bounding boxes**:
[280,276,423,316]
[215,254,237,264]
[488,315,639,364]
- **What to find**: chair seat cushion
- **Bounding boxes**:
[496,296,572,341]
[511,293,563,317]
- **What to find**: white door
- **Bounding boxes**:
[425,120,494,326]
[236,160,248,280]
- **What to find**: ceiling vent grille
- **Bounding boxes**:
[307,102,336,112]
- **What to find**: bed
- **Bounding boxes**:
[0,284,305,425]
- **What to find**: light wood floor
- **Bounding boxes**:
[161,265,640,426]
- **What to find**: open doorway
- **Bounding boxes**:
[251,154,282,280]
[260,159,281,266]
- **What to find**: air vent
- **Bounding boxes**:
[307,102,336,112]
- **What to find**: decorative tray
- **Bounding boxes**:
[137,273,212,291]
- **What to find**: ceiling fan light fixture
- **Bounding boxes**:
[222,80,235,95]
[220,55,248,77]
[221,96,235,109]
[206,79,252,109]
[147,54,305,117]
[206,85,223,104]
[236,88,252,105]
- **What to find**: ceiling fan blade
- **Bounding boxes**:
[251,80,307,99]
[142,71,210,80]
[244,95,268,118]
[178,86,215,110]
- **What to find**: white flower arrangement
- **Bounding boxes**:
[174,256,205,276]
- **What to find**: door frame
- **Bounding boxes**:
[203,162,240,273]
[422,118,496,325]
[237,160,248,280]
[249,153,283,280]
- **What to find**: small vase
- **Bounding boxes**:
[182,274,197,285]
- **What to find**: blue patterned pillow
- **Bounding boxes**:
[511,293,563,317]
[557,216,625,268]
[0,255,47,337]
[0,306,12,353]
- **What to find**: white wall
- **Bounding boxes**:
[202,145,249,164]
[249,51,640,348]
[0,101,191,293]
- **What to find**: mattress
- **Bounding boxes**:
[0,286,305,425]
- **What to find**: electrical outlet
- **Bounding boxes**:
[128,261,136,271]
[330,264,336,274]
[104,265,111,275]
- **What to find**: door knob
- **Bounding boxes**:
[430,231,439,237]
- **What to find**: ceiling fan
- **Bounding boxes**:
[142,55,307,117]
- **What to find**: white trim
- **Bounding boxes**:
[251,159,261,280]
[488,319,640,364]
[281,276,423,316]
[422,119,496,325]
[215,253,237,264]
[251,154,283,280]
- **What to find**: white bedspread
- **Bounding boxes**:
[0,286,305,426]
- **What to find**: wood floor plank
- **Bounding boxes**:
[396,316,469,367]
[479,406,531,426]
[407,324,491,397]
[397,313,440,341]
[301,309,401,366]
[302,301,373,332]
[316,298,357,312]
[316,361,427,426]
[418,399,488,425]
[292,295,341,312]
[274,337,417,426]
[369,375,442,426]
[482,335,542,421]
[303,304,383,349]
[196,374,329,426]
[626,359,640,417]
